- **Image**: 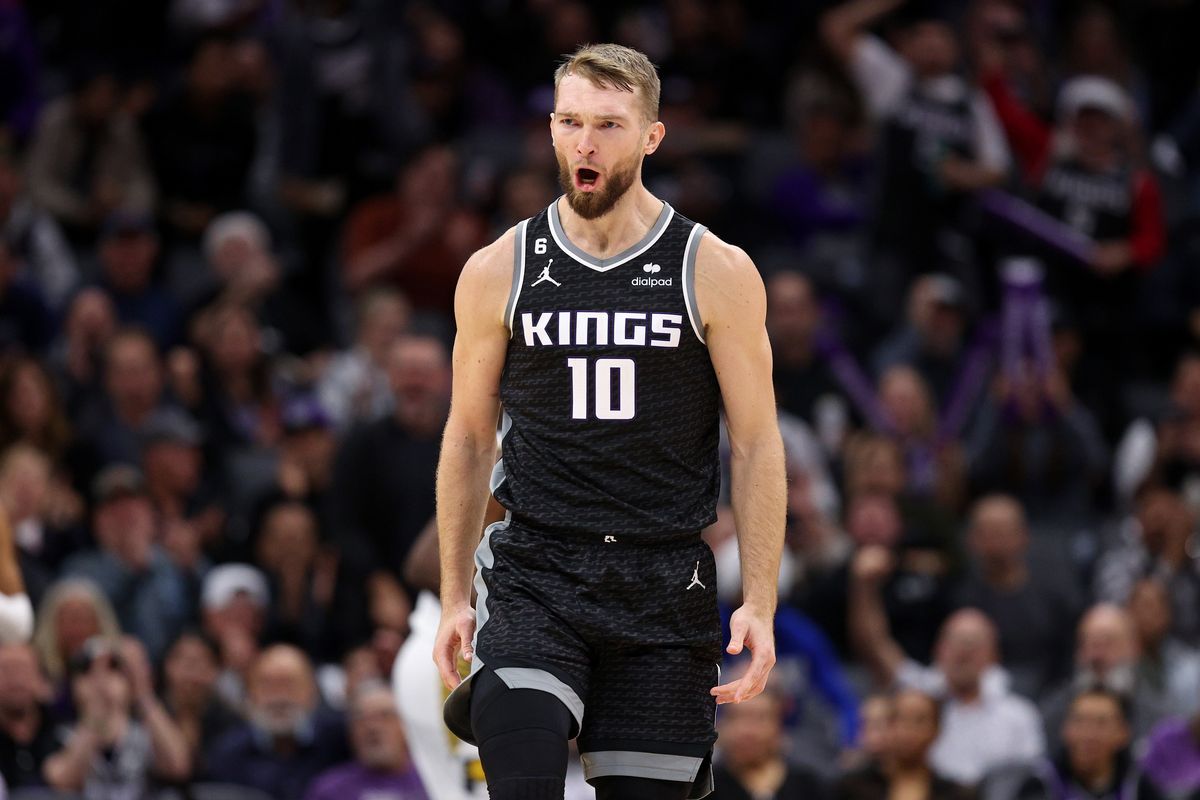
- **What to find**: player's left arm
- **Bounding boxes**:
[694,233,786,704]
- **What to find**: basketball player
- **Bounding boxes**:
[434,44,785,800]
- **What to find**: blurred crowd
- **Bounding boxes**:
[2,0,1200,799]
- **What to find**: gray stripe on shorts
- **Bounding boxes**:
[468,517,509,676]
[493,667,585,730]
[580,751,704,784]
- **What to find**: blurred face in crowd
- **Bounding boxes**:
[343,647,384,703]
[845,493,902,549]
[717,688,786,772]
[164,633,219,708]
[1136,487,1191,558]
[54,594,103,664]
[1169,355,1200,418]
[399,146,458,208]
[4,360,57,437]
[859,695,892,759]
[105,333,162,415]
[1071,107,1123,168]
[189,38,236,98]
[143,438,202,498]
[552,73,662,220]
[896,21,959,78]
[389,337,451,434]
[207,307,261,377]
[67,288,118,352]
[0,445,51,523]
[968,495,1029,570]
[350,684,410,772]
[1127,579,1172,652]
[909,277,964,355]
[0,645,47,713]
[248,646,317,738]
[256,503,319,576]
[101,230,159,294]
[1077,605,1138,677]
[766,272,820,353]
[357,291,410,363]
[71,642,131,714]
[887,690,940,767]
[75,74,119,124]
[801,108,851,171]
[880,367,933,439]
[934,610,997,697]
[204,590,266,643]
[1062,692,1129,777]
[94,491,156,565]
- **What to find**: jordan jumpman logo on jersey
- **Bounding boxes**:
[686,561,705,590]
[532,259,561,287]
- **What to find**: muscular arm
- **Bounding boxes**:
[433,230,514,688]
[695,234,785,703]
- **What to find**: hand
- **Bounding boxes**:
[118,636,155,703]
[851,545,894,585]
[1090,241,1133,276]
[433,603,476,690]
[710,605,776,705]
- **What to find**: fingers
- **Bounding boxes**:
[458,616,476,663]
[726,616,747,656]
[434,639,463,690]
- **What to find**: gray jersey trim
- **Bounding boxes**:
[467,516,509,674]
[580,751,705,784]
[493,667,585,730]
[682,223,707,344]
[547,199,675,272]
[504,220,529,337]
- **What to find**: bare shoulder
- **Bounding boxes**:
[693,230,766,325]
[455,224,519,326]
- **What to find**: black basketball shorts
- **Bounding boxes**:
[443,517,723,798]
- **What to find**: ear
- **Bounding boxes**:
[549,112,557,146]
[644,120,665,155]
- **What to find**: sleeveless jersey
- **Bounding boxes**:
[492,199,721,536]
[1036,157,1133,241]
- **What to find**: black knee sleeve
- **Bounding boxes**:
[470,668,572,799]
[592,775,692,800]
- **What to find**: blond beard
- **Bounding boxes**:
[556,151,640,220]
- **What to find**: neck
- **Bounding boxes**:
[887,757,931,779]
[983,560,1028,590]
[556,187,661,258]
[949,682,982,704]
[731,757,786,794]
[1070,758,1115,792]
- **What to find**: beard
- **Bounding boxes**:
[556,152,639,220]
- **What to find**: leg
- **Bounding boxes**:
[470,667,573,800]
[592,776,692,800]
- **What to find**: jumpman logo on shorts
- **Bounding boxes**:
[686,561,705,590]
[532,259,561,287]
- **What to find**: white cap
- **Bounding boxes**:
[1057,76,1134,123]
[202,564,269,611]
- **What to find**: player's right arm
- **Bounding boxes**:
[433,228,515,690]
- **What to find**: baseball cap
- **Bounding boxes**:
[1057,76,1134,124]
[92,464,147,504]
[140,408,203,449]
[202,564,269,611]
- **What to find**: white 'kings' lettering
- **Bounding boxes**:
[521,311,682,348]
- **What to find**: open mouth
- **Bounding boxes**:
[575,167,600,191]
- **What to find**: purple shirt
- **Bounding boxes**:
[1141,717,1200,795]
[304,762,429,800]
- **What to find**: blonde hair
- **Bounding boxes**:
[553,43,661,123]
[32,578,121,681]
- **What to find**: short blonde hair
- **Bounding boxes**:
[554,43,660,123]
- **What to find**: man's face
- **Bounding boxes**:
[55,598,101,663]
[0,645,45,711]
[100,232,159,294]
[888,691,939,763]
[898,22,959,77]
[766,274,819,346]
[388,339,450,429]
[249,651,315,737]
[106,337,162,410]
[164,636,218,703]
[968,499,1028,566]
[551,74,661,220]
[94,494,156,561]
[1063,694,1129,771]
[350,689,407,771]
[1077,609,1137,676]
[716,691,784,771]
[143,441,202,495]
[935,613,994,694]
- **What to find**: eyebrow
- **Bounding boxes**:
[554,109,633,123]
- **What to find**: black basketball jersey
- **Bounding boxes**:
[1036,157,1133,241]
[492,199,721,536]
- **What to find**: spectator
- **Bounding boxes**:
[317,288,411,430]
[304,680,428,800]
[0,144,78,311]
[1140,706,1200,799]
[0,643,56,789]
[191,303,280,452]
[95,212,181,350]
[0,357,94,498]
[877,365,965,509]
[873,274,972,408]
[966,358,1108,535]
[1126,579,1200,720]
[24,65,156,245]
[203,644,349,800]
[188,211,283,321]
[1041,604,1175,743]
[1015,688,1165,800]
[144,32,258,241]
[832,688,973,800]
[63,465,198,662]
[851,545,1045,785]
[766,271,848,445]
[199,563,269,714]
[712,679,829,800]
[48,287,119,416]
[821,0,1009,320]
[341,145,488,320]
[955,495,1081,698]
[0,496,32,644]
[160,630,239,766]
[43,636,191,795]
[30,578,120,694]
[75,328,170,469]
[1096,486,1200,646]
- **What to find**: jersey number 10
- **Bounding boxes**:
[567,357,635,420]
